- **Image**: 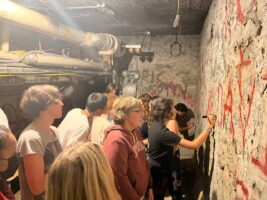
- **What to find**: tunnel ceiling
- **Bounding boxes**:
[16,0,212,36]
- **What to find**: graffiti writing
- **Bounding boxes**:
[236,0,246,24]
[236,179,249,200]
[262,68,267,80]
[217,46,256,148]
[251,146,267,176]
[236,46,255,148]
[222,78,235,141]
[233,171,249,200]
[140,70,195,107]
[206,89,214,115]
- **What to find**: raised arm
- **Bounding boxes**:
[176,114,216,150]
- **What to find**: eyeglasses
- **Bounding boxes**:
[131,108,144,113]
[131,109,140,112]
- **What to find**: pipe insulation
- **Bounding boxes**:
[0,0,120,55]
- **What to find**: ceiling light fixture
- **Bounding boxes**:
[0,0,17,14]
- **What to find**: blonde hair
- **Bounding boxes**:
[46,142,121,200]
[112,96,143,125]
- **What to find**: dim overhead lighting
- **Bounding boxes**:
[144,31,151,35]
[173,14,180,28]
[173,0,180,28]
[0,0,17,14]
[124,44,142,49]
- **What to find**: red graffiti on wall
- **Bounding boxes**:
[233,171,249,200]
[222,78,235,141]
[242,79,255,143]
[221,47,256,147]
[233,170,249,200]
[236,179,249,200]
[236,46,255,148]
[236,46,252,102]
[251,147,267,176]
[206,90,214,115]
[149,71,195,107]
[262,68,267,80]
[236,0,246,24]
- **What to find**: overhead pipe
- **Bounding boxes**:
[0,64,112,76]
[21,52,105,71]
[0,50,19,60]
[0,0,119,55]
[0,21,9,51]
[0,50,106,71]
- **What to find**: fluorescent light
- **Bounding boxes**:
[123,44,142,49]
[0,0,17,14]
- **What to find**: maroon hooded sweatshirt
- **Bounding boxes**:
[103,125,151,200]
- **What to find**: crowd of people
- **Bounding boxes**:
[0,83,216,200]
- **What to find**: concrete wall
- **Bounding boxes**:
[120,35,200,111]
[198,0,267,199]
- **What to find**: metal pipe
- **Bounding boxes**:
[0,50,19,60]
[21,52,105,71]
[0,63,112,76]
[0,0,119,54]
[0,21,9,51]
[0,51,106,71]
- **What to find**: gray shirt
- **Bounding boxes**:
[0,108,9,128]
[17,123,62,200]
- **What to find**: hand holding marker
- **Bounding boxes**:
[202,114,217,129]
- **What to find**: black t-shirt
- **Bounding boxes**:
[140,121,149,139]
[147,121,181,170]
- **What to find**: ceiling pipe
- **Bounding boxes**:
[21,52,105,71]
[0,65,112,76]
[0,21,10,52]
[0,0,120,55]
[0,50,106,71]
[0,50,18,60]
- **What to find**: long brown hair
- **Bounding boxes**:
[138,93,151,121]
[151,98,173,124]
[46,142,121,200]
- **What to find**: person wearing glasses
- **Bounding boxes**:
[103,96,153,200]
